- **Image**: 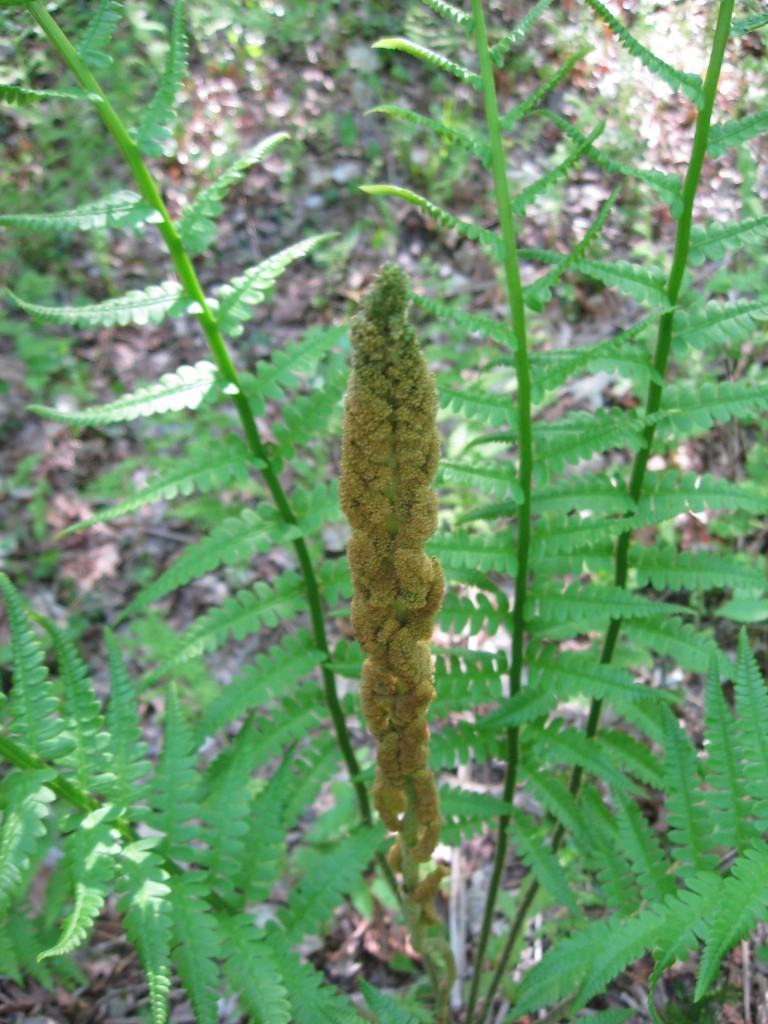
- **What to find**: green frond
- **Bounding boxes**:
[359,979,419,1024]
[582,0,703,107]
[501,49,590,129]
[412,291,513,345]
[0,191,159,233]
[614,791,675,902]
[60,436,254,535]
[38,618,112,793]
[533,407,646,479]
[117,843,173,1024]
[281,826,382,944]
[427,527,518,575]
[420,0,473,32]
[639,471,768,521]
[220,921,291,1024]
[576,258,666,306]
[662,709,717,873]
[151,573,309,673]
[732,12,768,33]
[431,718,506,770]
[524,769,595,853]
[599,730,665,788]
[239,324,345,415]
[0,573,71,761]
[439,383,514,427]
[535,723,634,792]
[646,872,723,1018]
[369,105,490,166]
[169,875,222,1024]
[0,83,93,106]
[275,942,364,1024]
[272,363,348,460]
[489,0,555,65]
[361,184,501,254]
[135,0,188,156]
[439,457,519,500]
[194,630,325,743]
[103,631,151,814]
[579,788,640,914]
[689,214,768,265]
[214,234,333,336]
[478,683,554,730]
[623,618,729,678]
[655,377,768,436]
[733,629,768,826]
[372,37,481,89]
[77,0,122,69]
[512,120,606,215]
[510,808,580,914]
[530,514,631,556]
[440,590,510,636]
[30,360,221,427]
[696,844,768,999]
[703,660,750,850]
[198,728,265,903]
[534,473,635,516]
[39,805,120,961]
[528,315,660,399]
[631,546,767,593]
[178,131,290,253]
[708,111,768,157]
[121,504,298,620]
[281,734,341,830]
[524,189,620,310]
[148,685,203,862]
[532,649,678,710]
[526,110,684,214]
[7,280,197,329]
[291,480,343,537]
[528,583,686,631]
[0,770,56,917]
[673,297,768,351]
[440,787,515,842]
[230,762,289,902]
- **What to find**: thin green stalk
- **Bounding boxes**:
[466,2,535,1020]
[472,2,736,1019]
[26,2,372,828]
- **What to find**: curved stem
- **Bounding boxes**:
[27,1,372,827]
[466,2,535,1020]
[472,0,736,1018]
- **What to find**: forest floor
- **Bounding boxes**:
[2,0,768,1022]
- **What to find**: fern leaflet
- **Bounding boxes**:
[117,843,173,1024]
[7,281,197,329]
[213,234,332,335]
[178,132,290,254]
[0,191,160,233]
[372,37,481,89]
[708,111,768,157]
[582,0,703,107]
[77,0,122,69]
[0,770,56,918]
[30,361,221,427]
[0,83,93,105]
[135,0,188,156]
[59,436,255,535]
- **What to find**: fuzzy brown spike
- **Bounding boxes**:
[339,264,444,863]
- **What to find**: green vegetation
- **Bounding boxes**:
[1,1,767,1022]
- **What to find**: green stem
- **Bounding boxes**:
[26,2,372,828]
[466,2,535,1021]
[472,1,736,1019]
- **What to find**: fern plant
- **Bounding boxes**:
[2,0,768,1022]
